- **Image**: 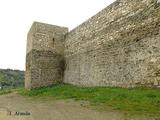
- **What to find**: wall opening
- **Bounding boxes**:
[52,38,55,47]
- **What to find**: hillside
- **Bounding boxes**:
[0,69,24,89]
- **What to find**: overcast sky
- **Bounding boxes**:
[0,0,115,70]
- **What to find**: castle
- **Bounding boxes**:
[25,0,160,89]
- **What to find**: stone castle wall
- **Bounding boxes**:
[25,22,68,89]
[64,0,160,87]
[25,0,160,89]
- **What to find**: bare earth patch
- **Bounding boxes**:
[0,93,158,120]
[0,93,124,120]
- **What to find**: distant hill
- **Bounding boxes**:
[0,69,24,89]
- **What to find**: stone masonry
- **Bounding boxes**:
[25,22,68,89]
[25,0,160,89]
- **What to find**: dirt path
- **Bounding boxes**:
[0,93,157,120]
[0,93,124,120]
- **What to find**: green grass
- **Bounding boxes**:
[0,88,23,95]
[0,89,12,95]
[19,84,160,115]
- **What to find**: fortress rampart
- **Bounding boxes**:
[25,0,160,89]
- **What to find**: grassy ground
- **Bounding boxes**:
[19,84,160,116]
[0,89,12,95]
[0,88,22,95]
